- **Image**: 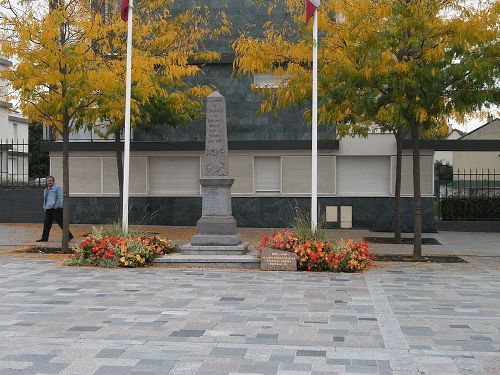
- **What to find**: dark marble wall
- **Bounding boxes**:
[0,189,44,223]
[135,1,335,143]
[170,0,289,53]
[68,196,436,232]
[135,64,335,143]
[0,188,435,231]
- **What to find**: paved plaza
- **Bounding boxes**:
[0,224,499,374]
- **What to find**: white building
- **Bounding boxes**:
[0,56,29,182]
[453,117,500,173]
[434,127,463,166]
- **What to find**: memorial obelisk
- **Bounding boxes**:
[182,91,248,253]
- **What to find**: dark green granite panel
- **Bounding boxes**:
[68,196,435,232]
[0,189,44,223]
[135,64,335,143]
[134,2,336,143]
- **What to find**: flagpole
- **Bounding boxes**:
[311,8,318,231]
[122,0,133,234]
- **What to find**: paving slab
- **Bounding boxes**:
[0,247,499,374]
[0,223,499,374]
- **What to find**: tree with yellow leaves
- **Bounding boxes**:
[0,0,111,251]
[90,0,229,222]
[1,0,230,239]
[234,0,499,258]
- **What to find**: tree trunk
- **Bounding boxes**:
[114,129,124,224]
[61,119,70,253]
[394,131,403,244]
[410,121,422,259]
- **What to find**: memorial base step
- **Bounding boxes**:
[180,242,249,255]
[153,253,260,269]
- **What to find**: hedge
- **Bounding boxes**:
[440,197,500,220]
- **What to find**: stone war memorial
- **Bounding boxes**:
[182,91,248,253]
[157,91,307,270]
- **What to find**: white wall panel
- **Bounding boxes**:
[282,156,335,195]
[148,156,199,195]
[102,157,147,195]
[337,156,390,196]
[254,156,280,193]
[399,155,434,196]
[229,156,254,195]
[51,157,101,194]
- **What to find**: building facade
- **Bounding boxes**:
[0,56,29,183]
[453,118,500,172]
[45,1,435,231]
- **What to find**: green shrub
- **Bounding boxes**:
[440,197,500,220]
[291,206,327,242]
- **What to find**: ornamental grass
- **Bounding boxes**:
[66,227,178,268]
[258,229,374,272]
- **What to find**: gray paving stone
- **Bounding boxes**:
[279,362,313,371]
[95,349,126,359]
[169,330,205,337]
[296,350,326,357]
[238,361,279,374]
[67,326,102,332]
[29,362,68,373]
[94,366,133,375]
[209,347,247,358]
[345,364,379,373]
[0,246,498,375]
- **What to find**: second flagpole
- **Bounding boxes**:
[311,8,318,231]
[122,0,133,234]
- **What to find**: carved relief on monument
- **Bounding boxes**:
[204,148,227,176]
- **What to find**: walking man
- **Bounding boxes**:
[36,176,73,242]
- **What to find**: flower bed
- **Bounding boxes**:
[258,229,374,272]
[66,228,178,268]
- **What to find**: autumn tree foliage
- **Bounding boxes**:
[0,0,109,251]
[234,0,499,258]
[0,0,230,233]
[90,0,229,221]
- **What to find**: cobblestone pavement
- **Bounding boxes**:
[0,252,498,375]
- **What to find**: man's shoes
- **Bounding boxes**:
[36,239,48,242]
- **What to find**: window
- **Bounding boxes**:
[254,156,281,194]
[253,73,284,89]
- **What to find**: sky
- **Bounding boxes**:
[450,108,499,133]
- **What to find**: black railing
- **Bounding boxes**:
[438,169,500,221]
[0,139,49,188]
[439,169,500,198]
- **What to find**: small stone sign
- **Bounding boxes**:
[261,249,297,271]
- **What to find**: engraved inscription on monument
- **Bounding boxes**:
[202,187,231,217]
[261,249,298,271]
[204,93,228,176]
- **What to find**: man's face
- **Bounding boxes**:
[46,178,55,188]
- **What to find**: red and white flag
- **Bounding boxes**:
[305,0,320,23]
[121,0,129,22]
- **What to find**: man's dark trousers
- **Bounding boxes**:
[41,208,73,240]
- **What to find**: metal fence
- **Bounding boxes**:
[437,169,500,221]
[0,139,48,188]
[439,169,500,198]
